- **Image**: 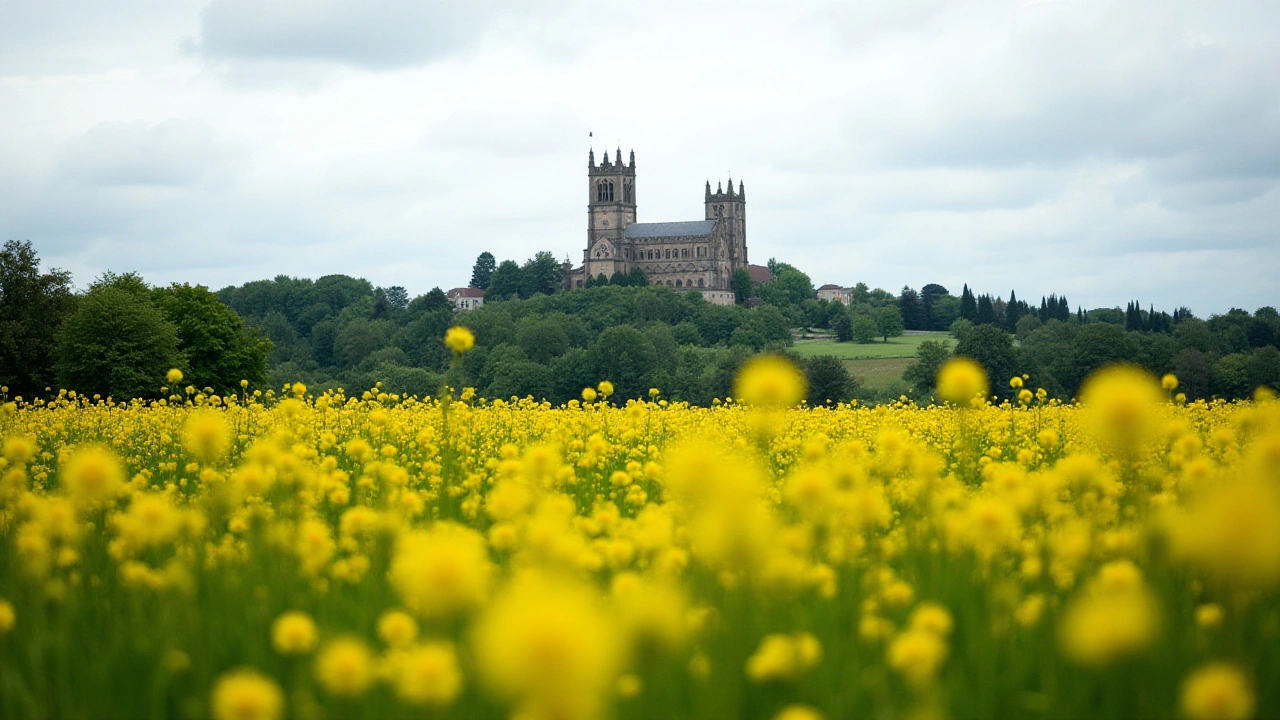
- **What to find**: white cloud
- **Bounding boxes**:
[1,0,1277,315]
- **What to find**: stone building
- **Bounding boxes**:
[446,286,485,311]
[564,149,747,305]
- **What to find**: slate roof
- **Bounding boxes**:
[447,287,485,298]
[623,220,717,239]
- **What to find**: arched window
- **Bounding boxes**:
[666,280,673,287]
[664,249,670,259]
[596,181,614,202]
[647,250,653,260]
[682,248,689,258]
[624,182,633,203]
[698,278,705,287]
[675,279,683,288]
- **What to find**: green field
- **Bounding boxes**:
[791,332,953,360]
[843,356,915,392]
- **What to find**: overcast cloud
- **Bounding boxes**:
[1,0,1276,314]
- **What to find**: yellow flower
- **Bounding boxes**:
[936,358,988,405]
[1162,374,1179,391]
[3,435,36,464]
[473,572,622,720]
[908,602,954,637]
[314,638,375,698]
[582,387,598,403]
[391,642,462,707]
[444,326,475,354]
[167,368,184,384]
[184,411,230,464]
[1078,365,1164,457]
[390,523,493,618]
[0,598,14,635]
[290,382,306,398]
[1180,663,1255,720]
[887,628,948,687]
[60,445,125,510]
[745,633,822,683]
[211,668,284,720]
[734,356,806,408]
[377,609,419,648]
[773,705,825,720]
[597,380,614,397]
[270,611,318,655]
[1060,563,1160,666]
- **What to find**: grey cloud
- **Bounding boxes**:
[55,119,230,187]
[192,0,565,70]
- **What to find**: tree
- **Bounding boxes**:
[852,315,878,344]
[875,306,906,342]
[486,260,522,300]
[152,283,271,393]
[805,355,858,405]
[470,252,496,290]
[954,324,1017,397]
[902,340,952,396]
[588,326,656,400]
[383,286,409,311]
[1,240,77,398]
[57,284,182,400]
[832,313,853,343]
[520,251,563,298]
[960,284,977,321]
[730,268,753,305]
[898,287,924,330]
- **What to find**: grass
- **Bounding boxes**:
[791,332,954,360]
[843,357,914,392]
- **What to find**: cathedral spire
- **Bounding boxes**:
[717,180,723,193]
[588,148,594,167]
[629,149,635,167]
[739,180,745,199]
[727,176,734,196]
[705,180,711,201]
[615,148,622,165]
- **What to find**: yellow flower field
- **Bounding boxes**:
[1,349,1278,720]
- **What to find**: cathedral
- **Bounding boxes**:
[564,149,747,305]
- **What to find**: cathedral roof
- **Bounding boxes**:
[623,220,717,239]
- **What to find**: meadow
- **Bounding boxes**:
[791,332,955,360]
[0,331,1277,720]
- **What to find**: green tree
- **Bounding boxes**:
[470,252,496,290]
[152,283,271,393]
[902,340,952,396]
[588,326,656,400]
[730,268,753,305]
[57,284,182,400]
[875,306,905,342]
[805,355,858,405]
[1,240,77,398]
[486,260,522,300]
[520,251,563,298]
[832,313,853,343]
[852,315,878,344]
[954,324,1017,397]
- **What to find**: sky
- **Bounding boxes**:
[2,0,1277,316]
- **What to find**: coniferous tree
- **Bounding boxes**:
[976,294,995,326]
[960,284,977,321]
[470,252,496,290]
[1006,290,1023,332]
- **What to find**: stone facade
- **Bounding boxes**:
[446,286,485,311]
[565,149,748,305]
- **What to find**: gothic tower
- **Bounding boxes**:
[705,177,746,268]
[585,148,636,280]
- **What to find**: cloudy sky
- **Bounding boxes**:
[2,0,1277,315]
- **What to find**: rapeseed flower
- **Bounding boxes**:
[315,638,375,698]
[936,358,988,405]
[1180,663,1255,720]
[211,668,284,720]
[270,611,318,655]
[444,326,475,354]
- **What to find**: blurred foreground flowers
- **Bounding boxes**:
[1,357,1279,719]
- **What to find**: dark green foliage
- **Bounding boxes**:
[487,260,523,300]
[902,340,953,396]
[152,283,270,394]
[57,285,182,400]
[954,325,1017,397]
[0,240,77,398]
[805,355,859,406]
[730,268,753,305]
[898,287,924,330]
[832,313,853,343]
[470,252,496,290]
[852,315,878,344]
[875,306,905,342]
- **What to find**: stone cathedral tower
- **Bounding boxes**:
[584,148,636,280]
[567,148,748,305]
[705,178,747,267]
